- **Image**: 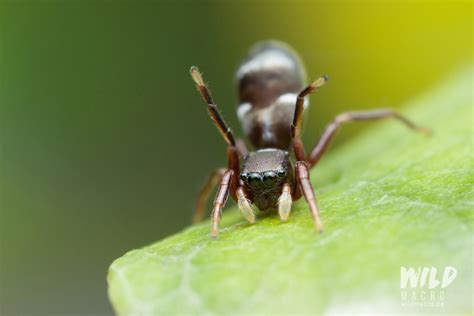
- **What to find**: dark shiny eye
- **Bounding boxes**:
[277,170,286,177]
[248,173,262,187]
[240,173,248,181]
[263,171,277,186]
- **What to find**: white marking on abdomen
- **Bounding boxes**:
[237,103,252,121]
[259,108,274,143]
[236,50,295,79]
[277,93,309,109]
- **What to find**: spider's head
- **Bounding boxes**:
[239,149,291,190]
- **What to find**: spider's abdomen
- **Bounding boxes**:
[236,41,307,150]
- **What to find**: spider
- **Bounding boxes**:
[190,41,428,238]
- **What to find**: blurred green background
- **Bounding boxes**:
[0,0,471,315]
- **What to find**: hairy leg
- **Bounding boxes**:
[308,109,430,168]
[193,168,227,223]
[290,76,328,232]
[295,162,323,232]
[190,66,241,199]
[211,170,234,238]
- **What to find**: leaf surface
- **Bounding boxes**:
[108,68,473,315]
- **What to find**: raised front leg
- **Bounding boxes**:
[211,170,234,239]
[291,75,328,162]
[290,76,328,232]
[308,109,430,168]
[190,66,241,199]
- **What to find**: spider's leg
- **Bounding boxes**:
[193,168,227,223]
[210,169,233,239]
[190,66,241,199]
[290,77,327,232]
[295,162,323,232]
[308,110,430,168]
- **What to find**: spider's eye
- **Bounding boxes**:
[263,171,277,186]
[248,173,262,187]
[240,173,248,181]
[277,170,286,177]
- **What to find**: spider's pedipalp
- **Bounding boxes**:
[278,183,292,221]
[237,187,256,224]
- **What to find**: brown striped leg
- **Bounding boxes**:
[295,162,323,233]
[211,169,234,239]
[193,168,227,223]
[308,109,430,168]
[190,66,241,199]
[190,66,236,147]
[290,76,328,232]
[291,75,329,151]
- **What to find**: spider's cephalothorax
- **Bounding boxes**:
[240,148,293,211]
[190,40,428,238]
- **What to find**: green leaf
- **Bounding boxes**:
[107,68,473,315]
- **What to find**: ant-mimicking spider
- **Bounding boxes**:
[190,41,428,238]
